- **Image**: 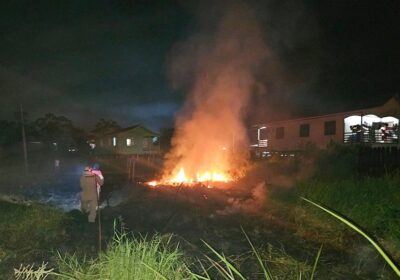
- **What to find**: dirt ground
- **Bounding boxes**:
[95,179,395,279]
[1,154,397,279]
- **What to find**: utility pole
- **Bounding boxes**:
[20,104,28,172]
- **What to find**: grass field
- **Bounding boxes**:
[2,145,400,279]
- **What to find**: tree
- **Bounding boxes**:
[33,113,84,151]
[91,118,121,136]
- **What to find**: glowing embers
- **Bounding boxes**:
[145,167,232,188]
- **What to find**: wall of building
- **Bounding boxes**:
[117,128,159,155]
[266,114,345,151]
[252,97,400,152]
[98,126,159,155]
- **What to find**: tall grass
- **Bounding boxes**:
[15,229,319,280]
[296,174,400,249]
[15,230,192,280]
[301,197,400,277]
[196,235,321,280]
[14,204,400,280]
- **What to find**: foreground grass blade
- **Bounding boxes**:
[241,227,273,280]
[141,262,168,280]
[301,197,400,277]
[198,258,211,279]
[204,253,234,280]
[310,244,323,280]
[201,240,246,280]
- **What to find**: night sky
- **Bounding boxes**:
[0,0,399,130]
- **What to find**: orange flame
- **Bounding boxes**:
[145,3,266,188]
[146,167,232,187]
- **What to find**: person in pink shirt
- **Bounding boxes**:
[91,163,104,196]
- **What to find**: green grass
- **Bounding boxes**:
[0,200,65,278]
[295,174,400,253]
[301,197,400,277]
[15,230,193,280]
[14,228,319,280]
[13,207,400,280]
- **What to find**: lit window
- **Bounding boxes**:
[126,138,135,146]
[112,137,117,146]
[258,127,268,140]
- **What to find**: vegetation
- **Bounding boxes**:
[301,197,400,277]
[15,231,192,280]
[13,204,400,279]
[296,174,400,250]
[1,139,399,279]
[0,112,121,154]
[0,200,66,278]
[91,118,121,137]
[33,113,87,151]
[289,143,400,257]
[12,226,320,280]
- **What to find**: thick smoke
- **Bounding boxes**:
[163,2,268,179]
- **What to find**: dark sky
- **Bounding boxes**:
[0,0,399,130]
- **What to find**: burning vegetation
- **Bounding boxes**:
[148,3,268,187]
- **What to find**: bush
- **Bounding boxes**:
[312,142,359,181]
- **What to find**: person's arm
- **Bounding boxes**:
[95,174,104,187]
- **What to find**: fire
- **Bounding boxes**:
[174,167,187,183]
[146,167,232,187]
[145,3,265,189]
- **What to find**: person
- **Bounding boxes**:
[80,166,104,223]
[91,163,104,196]
[381,123,389,142]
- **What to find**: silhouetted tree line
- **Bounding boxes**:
[0,113,122,154]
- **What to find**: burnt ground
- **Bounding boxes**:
[91,181,397,280]
[1,155,398,279]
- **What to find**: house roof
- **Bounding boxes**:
[259,95,400,125]
[103,124,159,136]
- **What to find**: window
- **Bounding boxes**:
[259,127,268,140]
[143,138,149,148]
[276,127,284,139]
[126,138,134,146]
[324,121,336,135]
[112,137,117,146]
[299,124,310,137]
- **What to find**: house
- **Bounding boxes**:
[95,124,160,156]
[250,96,400,153]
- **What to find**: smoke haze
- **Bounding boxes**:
[163,1,268,179]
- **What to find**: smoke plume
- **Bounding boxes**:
[163,2,268,179]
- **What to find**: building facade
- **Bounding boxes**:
[96,125,160,156]
[251,96,400,153]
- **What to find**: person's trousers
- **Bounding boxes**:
[81,199,97,223]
